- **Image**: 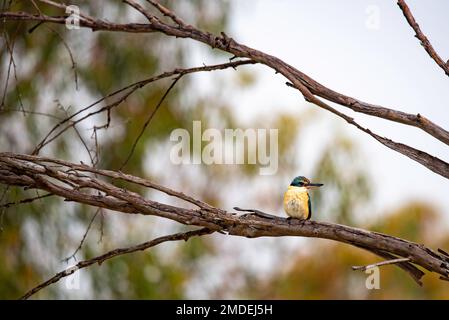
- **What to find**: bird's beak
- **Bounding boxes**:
[306,183,323,189]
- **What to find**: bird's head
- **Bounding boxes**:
[290,176,323,189]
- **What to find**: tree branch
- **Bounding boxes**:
[20,227,213,299]
[352,257,411,272]
[2,3,449,180]
[0,192,53,208]
[397,0,449,77]
[1,152,448,289]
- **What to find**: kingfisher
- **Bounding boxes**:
[283,176,323,220]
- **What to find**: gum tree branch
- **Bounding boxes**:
[20,227,213,300]
[2,3,449,180]
[1,152,449,291]
[397,0,449,77]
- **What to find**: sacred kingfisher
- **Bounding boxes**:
[284,176,323,220]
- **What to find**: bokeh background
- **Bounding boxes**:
[1,0,448,299]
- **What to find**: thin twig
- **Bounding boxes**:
[0,108,64,120]
[123,0,159,23]
[120,75,180,170]
[352,257,411,272]
[397,0,449,77]
[355,245,424,286]
[63,207,101,262]
[29,0,43,15]
[55,100,96,167]
[0,193,53,208]
[31,60,255,155]
[1,152,217,210]
[1,27,24,112]
[45,26,79,90]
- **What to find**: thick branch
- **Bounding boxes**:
[352,257,411,272]
[1,152,449,287]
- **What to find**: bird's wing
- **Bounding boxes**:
[307,194,312,220]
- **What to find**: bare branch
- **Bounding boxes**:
[145,0,187,27]
[0,11,156,33]
[53,100,96,167]
[20,227,213,299]
[13,1,447,146]
[286,82,449,179]
[45,26,78,90]
[1,153,449,288]
[397,0,449,77]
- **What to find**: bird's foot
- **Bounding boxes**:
[286,216,306,225]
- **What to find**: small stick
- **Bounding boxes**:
[352,257,411,272]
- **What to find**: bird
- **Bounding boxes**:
[283,176,323,220]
